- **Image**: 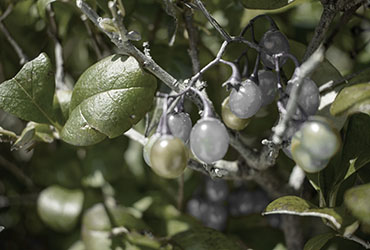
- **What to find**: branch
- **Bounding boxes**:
[183,7,201,74]
[194,0,232,42]
[124,128,147,146]
[46,5,71,90]
[0,155,34,189]
[303,6,336,61]
[0,5,28,65]
[273,47,325,144]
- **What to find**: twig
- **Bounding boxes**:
[46,5,70,90]
[0,7,28,65]
[124,128,147,145]
[194,0,232,42]
[273,47,325,144]
[319,67,370,93]
[183,7,201,74]
[177,174,184,211]
[81,14,103,59]
[0,155,34,189]
[342,234,370,249]
[303,6,336,61]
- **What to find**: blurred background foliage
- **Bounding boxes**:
[0,0,370,249]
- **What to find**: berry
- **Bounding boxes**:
[258,70,278,106]
[221,97,251,131]
[190,118,229,164]
[285,78,320,117]
[229,79,262,119]
[259,29,290,69]
[168,112,192,143]
[143,133,160,166]
[150,135,188,178]
[298,117,341,160]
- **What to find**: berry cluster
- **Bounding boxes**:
[143,15,341,178]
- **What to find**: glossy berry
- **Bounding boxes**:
[150,135,188,178]
[190,118,229,164]
[291,135,330,173]
[168,112,192,143]
[221,97,251,131]
[143,133,160,166]
[259,29,290,69]
[285,78,320,117]
[258,70,278,106]
[299,117,341,160]
[229,79,262,119]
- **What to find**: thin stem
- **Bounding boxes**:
[46,5,70,90]
[273,47,324,144]
[82,14,103,59]
[183,7,201,74]
[177,174,184,211]
[0,155,34,189]
[0,21,28,65]
[194,0,232,42]
[124,128,147,145]
[342,234,370,249]
[303,6,337,61]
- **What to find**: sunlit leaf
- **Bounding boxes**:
[0,53,61,128]
[331,83,370,116]
[263,196,343,229]
[61,55,157,146]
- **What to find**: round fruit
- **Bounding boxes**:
[299,117,341,160]
[168,112,192,143]
[221,97,251,130]
[150,135,188,178]
[291,134,330,173]
[285,78,320,117]
[259,29,290,69]
[229,79,262,119]
[143,133,160,166]
[258,70,278,106]
[37,185,84,232]
[190,118,229,164]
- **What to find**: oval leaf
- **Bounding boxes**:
[61,55,156,146]
[263,196,343,229]
[0,53,60,127]
[344,183,370,225]
[240,0,297,10]
[304,232,336,250]
[330,83,370,116]
[170,227,244,250]
[37,185,84,232]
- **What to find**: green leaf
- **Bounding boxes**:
[37,185,84,232]
[0,53,61,128]
[170,227,244,250]
[61,55,156,146]
[330,83,370,116]
[335,114,370,184]
[303,232,336,250]
[11,122,55,150]
[37,0,56,19]
[344,183,370,225]
[263,196,343,229]
[240,0,300,10]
